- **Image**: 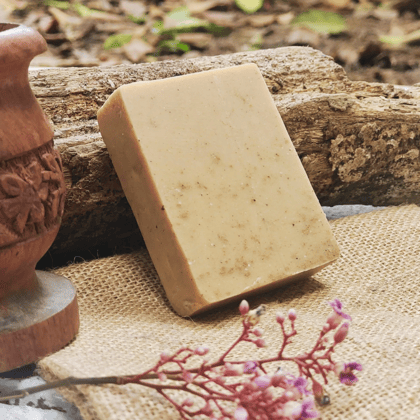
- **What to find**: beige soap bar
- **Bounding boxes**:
[97,64,340,317]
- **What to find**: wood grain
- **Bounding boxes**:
[28,47,420,257]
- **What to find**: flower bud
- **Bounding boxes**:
[333,322,350,344]
[239,300,250,315]
[234,406,249,420]
[158,372,167,381]
[224,363,243,376]
[182,371,193,383]
[288,308,297,321]
[312,379,324,401]
[254,375,271,389]
[160,351,171,362]
[194,346,209,356]
[252,327,263,337]
[276,312,285,324]
[182,397,194,407]
[270,372,285,387]
[255,338,266,348]
[333,362,344,376]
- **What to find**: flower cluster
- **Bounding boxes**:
[118,299,362,420]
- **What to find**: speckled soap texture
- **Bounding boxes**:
[97,63,340,316]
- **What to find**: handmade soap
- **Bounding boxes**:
[97,64,340,317]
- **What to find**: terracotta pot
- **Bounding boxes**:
[0,23,66,300]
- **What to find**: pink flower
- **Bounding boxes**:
[283,401,302,419]
[333,322,350,344]
[234,406,248,420]
[254,375,271,389]
[337,362,363,386]
[293,377,310,396]
[243,361,258,373]
[329,299,352,321]
[239,300,250,315]
[299,398,319,419]
[224,363,243,376]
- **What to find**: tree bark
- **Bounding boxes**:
[30,47,420,258]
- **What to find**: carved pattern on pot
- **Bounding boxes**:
[0,141,66,248]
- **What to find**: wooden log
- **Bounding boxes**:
[29,47,420,258]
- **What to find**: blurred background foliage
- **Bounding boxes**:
[1,0,420,84]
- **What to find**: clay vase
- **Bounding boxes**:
[0,23,79,372]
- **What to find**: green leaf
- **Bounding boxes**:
[127,14,146,25]
[158,39,191,54]
[379,35,405,46]
[43,0,70,9]
[163,6,212,34]
[235,0,263,14]
[292,10,347,35]
[103,34,132,50]
[73,2,94,17]
[380,29,420,47]
[152,20,164,35]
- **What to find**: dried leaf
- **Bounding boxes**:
[204,11,244,28]
[186,0,229,14]
[120,0,147,18]
[321,0,352,9]
[277,12,295,25]
[177,33,213,49]
[123,38,154,62]
[247,14,276,28]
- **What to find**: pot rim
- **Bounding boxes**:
[0,22,47,68]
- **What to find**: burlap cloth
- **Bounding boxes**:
[39,205,420,419]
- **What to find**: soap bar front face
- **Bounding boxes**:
[98,64,340,316]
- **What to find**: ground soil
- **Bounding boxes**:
[2,0,420,86]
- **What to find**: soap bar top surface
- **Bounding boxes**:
[98,64,339,316]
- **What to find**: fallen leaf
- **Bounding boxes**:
[235,0,263,14]
[204,11,244,28]
[186,0,229,14]
[321,0,352,9]
[163,6,209,32]
[286,27,320,47]
[157,39,190,54]
[177,32,213,48]
[277,12,295,25]
[247,14,276,28]
[120,0,147,19]
[43,0,70,10]
[123,38,154,62]
[380,29,420,47]
[103,33,132,50]
[292,9,347,34]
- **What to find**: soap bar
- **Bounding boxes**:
[97,64,340,317]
